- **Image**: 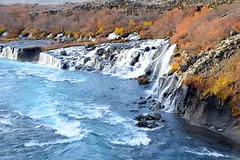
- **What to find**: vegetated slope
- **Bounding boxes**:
[0,0,239,117]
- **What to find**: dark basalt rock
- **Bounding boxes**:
[144,46,151,52]
[61,63,69,70]
[179,64,188,72]
[134,112,164,128]
[60,50,67,56]
[130,53,140,66]
[96,48,105,56]
[149,102,162,111]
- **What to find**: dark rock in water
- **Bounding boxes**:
[60,50,67,56]
[130,109,139,113]
[134,115,146,121]
[134,112,164,128]
[152,46,157,50]
[83,57,91,64]
[145,70,152,76]
[137,75,150,85]
[144,46,150,52]
[138,100,147,105]
[96,48,105,56]
[137,105,147,109]
[107,46,117,53]
[149,102,161,111]
[122,33,130,38]
[136,120,148,128]
[61,63,69,70]
[148,122,159,129]
[130,53,140,66]
[148,112,162,121]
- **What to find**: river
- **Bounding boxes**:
[0,58,240,160]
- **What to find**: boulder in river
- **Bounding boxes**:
[134,112,164,128]
[137,75,150,85]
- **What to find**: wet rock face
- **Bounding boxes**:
[174,85,240,143]
[18,47,42,62]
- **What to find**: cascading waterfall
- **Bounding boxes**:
[38,52,61,68]
[147,44,182,112]
[36,39,181,112]
[0,46,19,60]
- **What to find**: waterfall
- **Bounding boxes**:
[0,46,19,60]
[38,52,61,68]
[35,39,181,112]
[147,44,183,112]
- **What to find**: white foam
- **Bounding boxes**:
[184,147,231,158]
[110,130,151,146]
[0,118,13,126]
[24,133,88,147]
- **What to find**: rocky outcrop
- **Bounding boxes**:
[182,33,240,75]
[174,32,240,143]
[175,85,240,143]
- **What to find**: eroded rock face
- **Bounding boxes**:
[174,85,240,143]
[173,33,240,142]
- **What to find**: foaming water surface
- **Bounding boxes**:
[0,58,240,160]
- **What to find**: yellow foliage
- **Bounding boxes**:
[64,30,72,36]
[72,32,81,39]
[96,27,103,34]
[129,20,135,26]
[114,27,124,35]
[0,26,7,34]
[172,49,182,57]
[143,21,153,28]
[169,62,179,74]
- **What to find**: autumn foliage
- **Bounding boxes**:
[182,52,240,116]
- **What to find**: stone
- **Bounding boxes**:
[230,31,239,37]
[107,46,117,53]
[96,48,105,56]
[149,102,161,111]
[136,120,148,128]
[61,63,68,70]
[60,50,67,56]
[179,64,188,72]
[130,109,139,112]
[148,112,162,121]
[138,100,147,105]
[144,46,151,52]
[134,115,145,121]
[83,57,91,64]
[148,123,159,129]
[130,53,140,66]
[137,75,150,85]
